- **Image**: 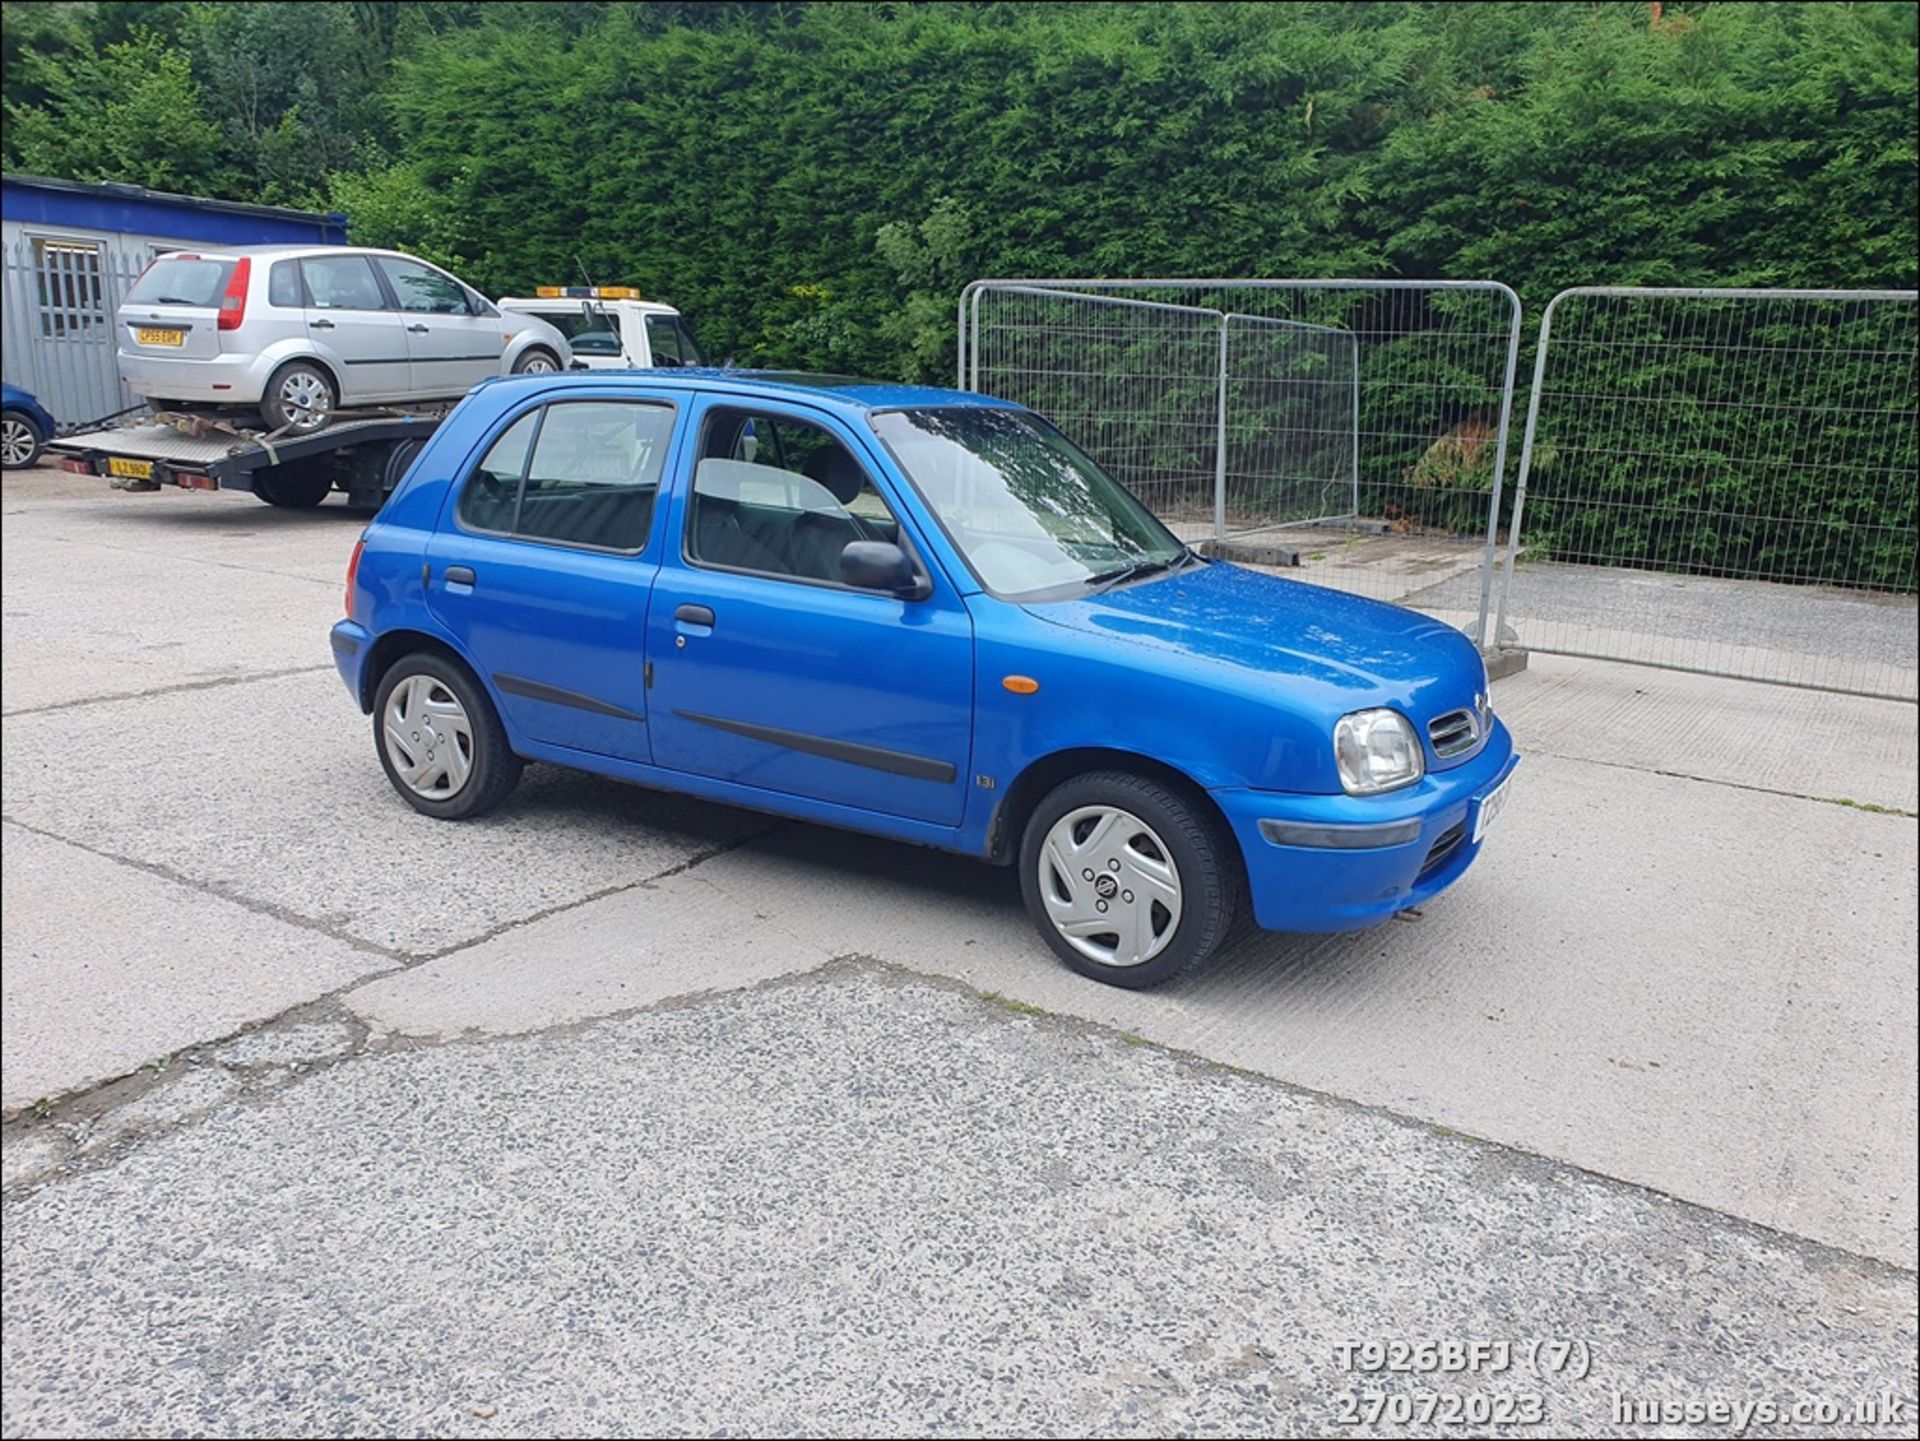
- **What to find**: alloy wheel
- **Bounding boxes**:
[1,418,35,466]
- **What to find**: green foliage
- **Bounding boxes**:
[3,1,1914,581]
[3,29,225,192]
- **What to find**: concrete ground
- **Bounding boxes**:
[3,466,1916,1436]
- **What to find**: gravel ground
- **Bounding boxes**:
[3,965,1913,1439]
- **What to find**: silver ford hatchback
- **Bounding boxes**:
[116,246,572,433]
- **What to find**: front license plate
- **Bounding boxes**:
[1472,771,1515,843]
[107,457,154,480]
[135,327,184,346]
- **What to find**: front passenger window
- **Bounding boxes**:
[688,409,904,585]
[376,257,470,315]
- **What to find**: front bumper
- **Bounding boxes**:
[1213,718,1519,934]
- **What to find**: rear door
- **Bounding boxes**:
[424,393,682,763]
[297,253,409,402]
[119,252,235,363]
[373,256,505,398]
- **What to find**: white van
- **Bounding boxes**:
[495,288,707,370]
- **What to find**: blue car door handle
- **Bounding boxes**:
[675,603,715,627]
[444,565,476,586]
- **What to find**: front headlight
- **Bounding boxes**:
[1333,708,1425,795]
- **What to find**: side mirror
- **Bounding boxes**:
[841,540,927,599]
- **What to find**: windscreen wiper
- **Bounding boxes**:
[1085,553,1183,594]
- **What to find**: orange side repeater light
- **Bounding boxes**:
[1002,675,1040,695]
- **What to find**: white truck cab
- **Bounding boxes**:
[494,287,706,370]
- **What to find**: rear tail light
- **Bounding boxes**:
[344,538,365,620]
[217,257,251,331]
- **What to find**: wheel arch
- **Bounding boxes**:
[265,352,342,403]
[986,746,1242,880]
[359,627,486,714]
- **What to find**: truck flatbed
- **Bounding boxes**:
[49,408,449,510]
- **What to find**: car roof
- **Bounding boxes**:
[480,369,1024,413]
[146,244,437,262]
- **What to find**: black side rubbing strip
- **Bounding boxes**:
[494,673,646,722]
[672,711,956,783]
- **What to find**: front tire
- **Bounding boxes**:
[2,410,44,469]
[372,653,522,819]
[512,347,560,375]
[259,361,336,433]
[1018,771,1241,989]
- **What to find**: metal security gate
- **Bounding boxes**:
[1,237,147,427]
[1498,287,1919,701]
[959,286,1360,542]
[960,279,1524,645]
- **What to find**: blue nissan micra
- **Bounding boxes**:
[333,372,1516,988]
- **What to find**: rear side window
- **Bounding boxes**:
[457,411,540,533]
[268,260,303,308]
[125,256,235,308]
[456,401,674,553]
[301,255,386,311]
[533,306,623,357]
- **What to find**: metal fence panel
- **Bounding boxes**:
[1,238,146,427]
[1499,287,1919,701]
[961,285,1228,527]
[1221,311,1359,534]
[961,279,1522,644]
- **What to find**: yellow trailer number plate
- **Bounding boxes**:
[107,458,154,480]
[135,327,184,346]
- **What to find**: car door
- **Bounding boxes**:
[425,394,682,762]
[297,253,409,403]
[645,396,974,828]
[373,255,505,398]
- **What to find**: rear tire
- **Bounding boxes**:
[1018,770,1241,989]
[252,465,334,508]
[372,652,522,819]
[259,361,336,433]
[2,410,44,469]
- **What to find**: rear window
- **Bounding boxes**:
[529,307,624,357]
[125,256,236,308]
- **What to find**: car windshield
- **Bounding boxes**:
[870,407,1189,600]
[125,256,236,308]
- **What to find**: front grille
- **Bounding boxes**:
[1420,821,1467,875]
[1428,707,1479,758]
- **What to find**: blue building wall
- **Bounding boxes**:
[2,175,348,247]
